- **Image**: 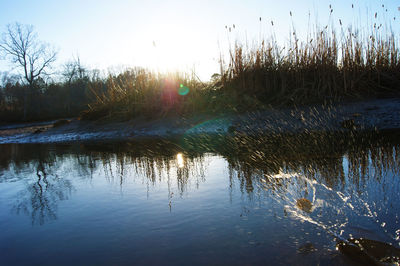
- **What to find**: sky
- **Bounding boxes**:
[0,0,399,81]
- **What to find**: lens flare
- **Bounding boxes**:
[178,84,190,96]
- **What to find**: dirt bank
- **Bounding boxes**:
[0,97,399,144]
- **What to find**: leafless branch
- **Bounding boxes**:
[0,22,57,86]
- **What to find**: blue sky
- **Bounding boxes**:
[0,0,399,80]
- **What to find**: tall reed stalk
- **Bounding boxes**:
[83,7,400,120]
[83,68,211,120]
[221,11,400,105]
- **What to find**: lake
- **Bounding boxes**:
[1,130,400,265]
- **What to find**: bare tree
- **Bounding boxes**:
[62,55,86,84]
[0,22,57,120]
[62,55,87,113]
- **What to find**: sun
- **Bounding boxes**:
[145,25,194,71]
[133,23,218,80]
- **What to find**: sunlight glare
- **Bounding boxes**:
[133,23,218,80]
[176,153,185,168]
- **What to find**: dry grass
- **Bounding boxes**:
[82,7,400,120]
[81,68,217,120]
[221,10,400,106]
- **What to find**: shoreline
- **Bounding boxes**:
[1,97,400,144]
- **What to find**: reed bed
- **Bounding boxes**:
[82,8,400,120]
[81,68,216,120]
[221,11,400,105]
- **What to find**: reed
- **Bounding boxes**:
[82,7,400,120]
[221,9,400,106]
[81,68,214,120]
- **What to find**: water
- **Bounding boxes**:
[1,131,400,265]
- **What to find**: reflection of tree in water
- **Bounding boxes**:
[2,141,209,218]
[0,145,78,225]
[2,130,399,223]
[12,155,74,225]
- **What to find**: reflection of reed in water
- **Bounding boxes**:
[346,144,400,191]
[99,151,207,196]
[225,131,400,194]
[1,130,399,227]
[225,131,400,256]
[1,141,209,217]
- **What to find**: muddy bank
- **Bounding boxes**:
[0,97,399,144]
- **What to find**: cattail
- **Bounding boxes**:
[290,11,292,16]
[259,17,261,21]
[352,4,354,8]
[271,20,274,26]
[339,19,342,26]
[375,12,377,19]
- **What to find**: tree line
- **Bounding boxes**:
[0,23,106,122]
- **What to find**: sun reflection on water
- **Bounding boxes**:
[176,153,185,168]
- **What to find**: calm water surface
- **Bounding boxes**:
[1,131,400,265]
